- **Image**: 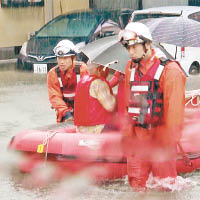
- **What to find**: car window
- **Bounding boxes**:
[188,11,200,22]
[132,13,181,22]
[94,19,120,38]
[37,14,101,38]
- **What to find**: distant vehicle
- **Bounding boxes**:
[17,9,132,73]
[130,6,200,75]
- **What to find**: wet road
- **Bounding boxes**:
[1,69,200,200]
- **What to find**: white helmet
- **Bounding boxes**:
[53,40,80,57]
[125,22,152,41]
[119,22,152,47]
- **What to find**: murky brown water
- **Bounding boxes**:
[1,68,200,200]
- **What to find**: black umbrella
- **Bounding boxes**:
[79,35,130,73]
[141,16,200,47]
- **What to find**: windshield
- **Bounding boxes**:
[132,13,181,22]
[37,13,101,37]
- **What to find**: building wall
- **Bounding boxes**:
[0,6,44,48]
[142,0,188,9]
[53,0,89,17]
[91,0,194,10]
[91,0,139,10]
[0,0,89,48]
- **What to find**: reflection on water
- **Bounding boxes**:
[0,70,47,86]
[1,69,200,199]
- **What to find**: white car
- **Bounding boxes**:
[130,6,200,75]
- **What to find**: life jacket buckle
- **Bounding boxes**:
[133,116,138,121]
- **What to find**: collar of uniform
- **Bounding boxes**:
[60,64,75,79]
[140,49,156,67]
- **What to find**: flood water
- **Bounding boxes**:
[1,68,200,200]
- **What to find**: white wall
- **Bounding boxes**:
[0,0,89,48]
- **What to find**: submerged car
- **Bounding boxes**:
[130,6,200,75]
[17,9,132,73]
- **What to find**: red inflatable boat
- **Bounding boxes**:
[8,126,127,181]
[8,91,200,181]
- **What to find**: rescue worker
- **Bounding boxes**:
[74,62,116,134]
[47,40,88,123]
[119,22,186,190]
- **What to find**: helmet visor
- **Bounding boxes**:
[54,46,76,57]
[120,30,144,47]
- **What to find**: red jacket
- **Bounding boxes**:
[74,75,113,126]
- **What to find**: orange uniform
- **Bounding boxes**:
[123,50,186,188]
[47,62,88,123]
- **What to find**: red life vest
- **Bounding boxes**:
[74,75,113,126]
[128,57,167,129]
[55,65,80,109]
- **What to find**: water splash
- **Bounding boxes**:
[146,173,197,192]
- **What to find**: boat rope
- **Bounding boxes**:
[185,90,200,107]
[177,142,192,167]
[37,130,58,164]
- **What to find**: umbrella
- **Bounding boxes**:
[79,36,174,73]
[79,35,174,73]
[79,35,130,73]
[140,16,200,47]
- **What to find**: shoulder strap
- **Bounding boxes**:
[74,62,81,82]
[159,57,188,77]
[55,67,63,90]
[159,57,170,66]
[74,63,80,74]
[154,57,169,81]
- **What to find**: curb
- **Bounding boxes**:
[0,58,17,64]
[0,59,17,70]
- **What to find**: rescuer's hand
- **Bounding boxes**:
[62,112,73,122]
[63,117,73,122]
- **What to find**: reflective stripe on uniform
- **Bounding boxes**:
[130,68,135,82]
[58,77,63,87]
[63,93,75,98]
[154,64,164,80]
[128,107,150,114]
[131,85,149,92]
[76,74,80,83]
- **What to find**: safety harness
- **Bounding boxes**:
[55,64,80,110]
[128,57,168,129]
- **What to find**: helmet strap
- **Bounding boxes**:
[143,42,148,53]
[131,42,146,64]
